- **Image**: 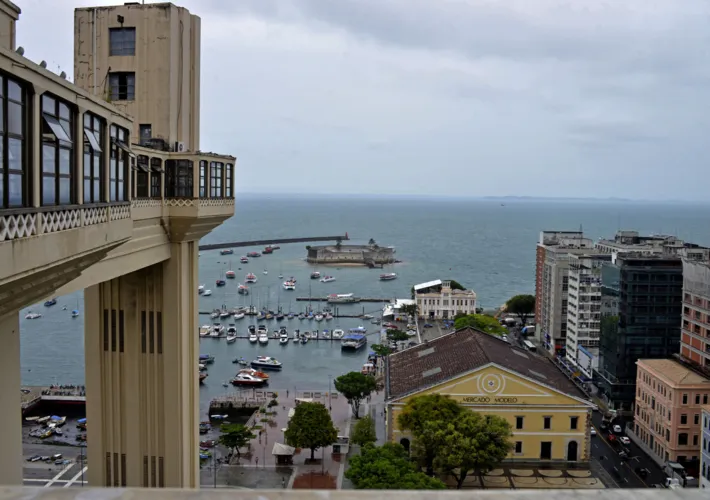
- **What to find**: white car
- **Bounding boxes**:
[590,428,597,436]
[619,436,631,445]
[613,424,622,434]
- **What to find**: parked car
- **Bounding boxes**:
[613,424,623,434]
[423,323,433,328]
[26,455,41,462]
[619,436,631,445]
[590,428,597,436]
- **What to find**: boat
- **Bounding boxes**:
[234,312,245,320]
[278,274,284,279]
[240,256,249,263]
[327,293,361,304]
[238,284,249,295]
[265,312,273,320]
[325,313,333,321]
[282,280,296,291]
[216,279,226,287]
[280,329,289,340]
[362,314,374,320]
[199,363,206,371]
[320,276,336,283]
[245,273,257,283]
[251,356,283,370]
[230,373,267,386]
[287,312,295,319]
[199,354,215,364]
[226,270,236,279]
[256,311,265,320]
[258,333,269,344]
[332,329,345,339]
[300,335,309,344]
[249,332,258,343]
[198,285,205,294]
[310,271,321,279]
[219,309,231,319]
[314,314,324,322]
[238,368,270,380]
[341,333,367,351]
[71,310,80,318]
[247,251,261,258]
[199,422,212,435]
[379,273,397,281]
[24,312,41,320]
[210,309,220,320]
[210,324,224,337]
[226,329,237,343]
[202,289,212,296]
[200,372,208,383]
[220,249,234,255]
[232,357,248,365]
[199,325,212,337]
[257,325,268,335]
[263,269,268,275]
[279,336,289,345]
[298,313,305,320]
[276,312,285,321]
[263,246,273,254]
[44,298,57,307]
[321,330,331,339]
[349,326,367,334]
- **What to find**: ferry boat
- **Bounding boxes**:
[230,373,267,386]
[251,356,283,370]
[44,298,57,307]
[379,273,397,281]
[226,270,236,279]
[25,312,42,320]
[245,273,257,283]
[310,271,321,279]
[220,249,234,255]
[247,251,261,258]
[240,256,249,264]
[327,293,361,304]
[320,276,336,283]
[216,279,226,287]
[341,333,367,351]
[283,280,296,291]
[238,284,249,295]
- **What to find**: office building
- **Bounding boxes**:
[595,231,710,261]
[680,260,710,369]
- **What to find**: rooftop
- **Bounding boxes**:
[386,327,587,401]
[414,279,442,291]
[638,359,710,386]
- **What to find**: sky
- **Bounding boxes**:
[13,0,710,199]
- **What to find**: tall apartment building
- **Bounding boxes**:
[565,254,611,377]
[595,230,710,261]
[74,2,201,152]
[634,359,710,470]
[597,254,683,411]
[701,407,710,488]
[535,231,594,356]
[681,260,710,368]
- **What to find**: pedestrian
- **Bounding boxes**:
[255,457,259,467]
[286,390,289,397]
[282,477,286,488]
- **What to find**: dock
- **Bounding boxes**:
[198,234,349,251]
[295,297,391,302]
[197,311,375,318]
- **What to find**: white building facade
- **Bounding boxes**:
[415,280,477,319]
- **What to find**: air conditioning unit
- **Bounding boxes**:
[174,141,186,152]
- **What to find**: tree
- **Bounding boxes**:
[345,443,446,490]
[506,294,535,326]
[386,329,410,342]
[351,415,377,447]
[334,371,377,418]
[434,412,514,489]
[368,238,376,246]
[400,303,418,318]
[397,394,463,475]
[218,423,255,458]
[447,279,465,291]
[284,402,338,460]
[335,237,342,249]
[453,312,468,321]
[453,314,506,336]
[371,344,393,357]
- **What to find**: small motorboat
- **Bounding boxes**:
[210,309,220,320]
[320,276,336,283]
[240,256,249,264]
[300,335,309,344]
[210,324,224,337]
[44,298,57,307]
[251,356,283,370]
[226,270,236,279]
[202,289,212,296]
[258,333,269,344]
[310,271,321,279]
[332,329,345,339]
[325,313,333,321]
[239,368,270,380]
[220,249,234,255]
[234,312,245,320]
[263,270,268,275]
[232,357,249,365]
[249,332,258,343]
[216,279,226,287]
[231,373,267,386]
[314,314,324,322]
[226,327,237,343]
[283,280,296,291]
[199,372,208,384]
[219,310,231,319]
[245,273,257,283]
[238,284,249,295]
[199,354,215,364]
[198,285,205,294]
[287,312,295,319]
[279,336,289,345]
[25,312,42,320]
[379,273,397,281]
[199,325,212,337]
[256,311,265,320]
[71,310,80,318]
[298,313,305,320]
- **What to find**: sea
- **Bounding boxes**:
[18,195,710,411]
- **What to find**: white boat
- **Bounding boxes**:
[327,293,360,304]
[219,310,231,319]
[234,312,245,320]
[320,276,336,283]
[325,313,333,321]
[314,314,324,322]
[332,329,345,339]
[231,373,267,386]
[199,325,212,337]
[198,285,205,294]
[258,333,269,344]
[379,273,397,281]
[210,324,224,337]
[263,269,268,275]
[342,333,367,351]
[279,336,289,345]
[245,273,257,283]
[25,312,41,320]
[257,325,269,335]
[226,270,236,279]
[249,333,258,343]
[251,356,283,370]
[202,289,212,296]
[226,332,238,343]
[282,280,296,291]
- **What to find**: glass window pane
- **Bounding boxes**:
[43,115,71,143]
[0,76,4,96]
[0,172,3,207]
[94,180,101,201]
[43,145,55,173]
[59,104,70,121]
[42,176,56,205]
[8,138,22,172]
[84,114,91,128]
[118,180,124,201]
[59,177,71,204]
[84,153,92,177]
[84,129,102,152]
[59,148,71,175]
[60,119,72,141]
[8,101,23,135]
[118,161,124,180]
[110,159,116,179]
[8,80,21,102]
[110,180,116,201]
[42,95,55,114]
[84,179,92,202]
[0,99,4,133]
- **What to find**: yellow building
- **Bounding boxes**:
[385,327,596,464]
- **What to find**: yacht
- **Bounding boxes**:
[248,331,258,343]
[238,368,270,380]
[245,273,257,283]
[379,273,397,281]
[238,284,249,295]
[251,356,283,370]
[202,289,212,296]
[320,276,336,283]
[257,325,269,336]
[231,373,267,386]
[349,326,368,334]
[341,333,367,351]
[247,251,261,258]
[263,246,273,254]
[226,326,238,343]
[279,336,289,345]
[226,270,236,279]
[282,280,296,291]
[234,312,245,320]
[293,331,300,343]
[240,256,249,264]
[327,293,360,304]
[210,324,224,337]
[210,309,220,320]
[332,329,345,339]
[263,269,268,275]
[325,312,333,321]
[219,309,231,319]
[258,333,269,344]
[220,249,234,255]
[276,312,285,321]
[310,271,321,280]
[199,325,212,337]
[24,312,42,320]
[199,354,215,364]
[314,313,324,322]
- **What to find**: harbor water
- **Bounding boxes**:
[18,195,710,410]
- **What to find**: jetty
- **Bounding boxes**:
[295,297,391,302]
[199,234,349,251]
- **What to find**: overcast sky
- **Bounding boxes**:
[14,0,710,199]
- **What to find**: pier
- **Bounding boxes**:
[198,234,349,251]
[295,297,391,302]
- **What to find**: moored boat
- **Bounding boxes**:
[202,289,212,296]
[341,333,367,351]
[216,279,226,287]
[258,333,269,344]
[310,271,321,279]
[44,298,57,307]
[240,256,249,263]
[314,313,324,322]
[238,284,249,295]
[230,373,267,386]
[200,372,208,383]
[226,328,237,343]
[327,293,360,304]
[332,329,345,339]
[226,270,236,279]
[251,356,283,370]
[238,367,270,379]
[379,273,397,281]
[220,249,234,255]
[234,312,245,320]
[199,354,215,364]
[282,280,296,290]
[25,312,42,319]
[245,273,257,283]
[248,332,258,343]
[320,276,336,283]
[199,325,212,337]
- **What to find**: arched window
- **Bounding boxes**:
[41,94,74,205]
[0,74,28,208]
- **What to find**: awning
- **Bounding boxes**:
[112,137,136,158]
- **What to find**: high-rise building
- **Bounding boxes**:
[534,231,594,356]
[701,407,710,488]
[595,231,710,261]
[565,253,611,378]
[680,260,710,369]
[597,254,683,411]
[74,2,201,152]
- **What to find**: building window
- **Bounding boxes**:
[704,394,708,405]
[543,416,551,430]
[150,158,162,198]
[83,113,103,203]
[109,27,136,56]
[681,414,688,425]
[693,435,698,446]
[199,160,206,197]
[139,124,152,143]
[165,159,193,197]
[678,433,688,446]
[696,394,701,405]
[108,72,135,101]
[135,155,149,197]
[695,414,700,425]
[0,75,28,208]
[515,416,524,430]
[225,163,233,197]
[209,161,223,197]
[514,441,523,454]
[41,94,74,206]
[570,416,579,430]
[109,125,130,201]
[683,394,688,405]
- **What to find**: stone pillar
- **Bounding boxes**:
[0,311,22,485]
[84,243,200,488]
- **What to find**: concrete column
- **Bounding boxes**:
[0,311,22,485]
[84,242,199,488]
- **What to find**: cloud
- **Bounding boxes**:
[13,0,710,199]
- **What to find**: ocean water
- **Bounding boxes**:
[19,196,710,407]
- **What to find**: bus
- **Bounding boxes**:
[522,340,537,352]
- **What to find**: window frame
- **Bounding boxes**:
[209,161,223,197]
[109,27,136,57]
[199,160,206,197]
[109,125,130,202]
[515,416,524,430]
[41,94,74,206]
[108,72,136,101]
[570,416,579,430]
[150,158,162,198]
[82,112,104,203]
[164,159,193,198]
[543,416,552,430]
[0,74,29,209]
[135,155,149,198]
[225,162,233,197]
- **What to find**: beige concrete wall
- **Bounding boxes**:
[0,0,19,51]
[74,4,201,151]
[0,312,21,485]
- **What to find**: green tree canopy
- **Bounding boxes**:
[453,314,506,336]
[345,443,446,490]
[284,402,338,460]
[448,279,465,291]
[434,412,514,488]
[397,394,464,474]
[218,423,255,458]
[351,415,378,447]
[370,344,393,357]
[505,294,535,326]
[387,329,410,342]
[368,238,376,246]
[399,303,418,318]
[334,371,377,418]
